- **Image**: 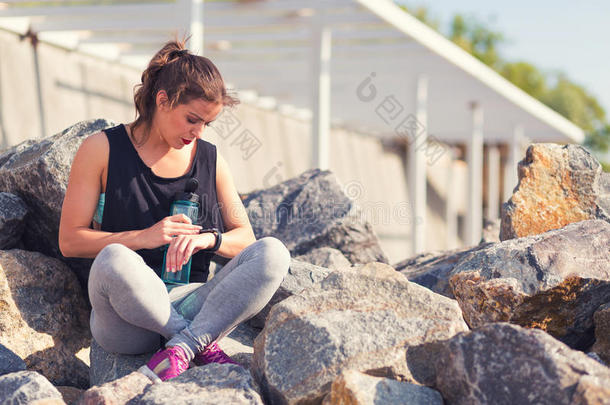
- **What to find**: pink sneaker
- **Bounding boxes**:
[138,346,190,382]
[193,341,239,366]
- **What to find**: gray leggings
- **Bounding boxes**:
[88,237,290,360]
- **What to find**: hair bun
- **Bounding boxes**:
[170,49,190,60]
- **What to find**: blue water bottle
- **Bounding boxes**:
[161,178,200,285]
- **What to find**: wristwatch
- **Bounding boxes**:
[199,227,222,252]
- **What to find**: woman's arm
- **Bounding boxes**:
[58,132,201,259]
[164,151,257,271]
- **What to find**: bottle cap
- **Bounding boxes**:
[174,178,200,203]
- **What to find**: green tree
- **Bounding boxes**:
[449,14,504,70]
[542,75,606,133]
[500,62,548,100]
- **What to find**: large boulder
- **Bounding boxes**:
[0,371,64,405]
[253,263,468,405]
[242,169,388,265]
[394,243,491,298]
[0,344,27,376]
[322,369,443,405]
[248,258,332,329]
[449,219,610,350]
[89,338,153,387]
[295,247,351,271]
[131,363,264,404]
[501,143,610,241]
[219,322,261,372]
[0,119,117,292]
[78,371,151,404]
[425,323,610,405]
[0,192,28,249]
[591,303,610,364]
[0,250,90,388]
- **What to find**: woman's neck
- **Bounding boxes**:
[126,122,170,154]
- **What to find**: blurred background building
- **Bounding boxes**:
[0,0,600,264]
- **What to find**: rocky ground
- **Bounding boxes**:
[0,120,608,404]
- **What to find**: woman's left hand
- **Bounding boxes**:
[165,232,216,272]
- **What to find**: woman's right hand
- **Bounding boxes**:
[139,214,202,250]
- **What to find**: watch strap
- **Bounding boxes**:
[199,227,221,252]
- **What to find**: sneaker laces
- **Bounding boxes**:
[194,341,239,366]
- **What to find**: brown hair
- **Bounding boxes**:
[131,38,239,145]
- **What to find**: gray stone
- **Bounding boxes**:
[130,363,263,405]
[221,322,261,372]
[501,143,610,241]
[322,369,443,405]
[55,386,84,405]
[295,247,351,270]
[450,219,610,350]
[0,344,26,377]
[0,371,64,404]
[0,118,117,293]
[0,250,90,388]
[586,351,608,367]
[253,263,468,405]
[426,323,610,405]
[78,371,151,404]
[89,338,153,387]
[242,169,388,265]
[591,302,610,364]
[248,258,332,329]
[0,192,27,249]
[395,243,490,298]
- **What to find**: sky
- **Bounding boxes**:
[396,0,610,115]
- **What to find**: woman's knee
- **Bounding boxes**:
[255,237,291,281]
[90,243,139,281]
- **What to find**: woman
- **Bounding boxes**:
[58,39,291,382]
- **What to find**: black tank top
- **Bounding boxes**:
[101,124,224,282]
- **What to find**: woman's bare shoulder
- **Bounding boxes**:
[76,131,109,162]
[82,130,109,149]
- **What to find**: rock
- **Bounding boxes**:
[131,363,263,404]
[500,143,610,241]
[89,338,153,387]
[248,258,332,329]
[0,371,64,404]
[591,302,610,364]
[0,250,90,388]
[480,217,500,244]
[586,352,607,367]
[394,244,490,298]
[0,192,28,249]
[0,343,27,376]
[295,247,351,270]
[55,386,84,405]
[322,369,443,405]
[571,375,610,405]
[449,219,610,350]
[220,322,261,372]
[78,371,151,404]
[0,118,117,293]
[426,323,610,405]
[242,169,388,265]
[253,262,468,405]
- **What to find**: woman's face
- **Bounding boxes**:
[155,91,223,149]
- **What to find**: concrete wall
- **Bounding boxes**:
[0,28,140,147]
[0,27,466,265]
